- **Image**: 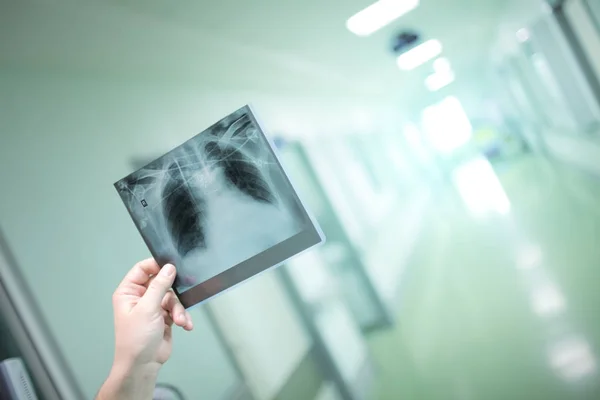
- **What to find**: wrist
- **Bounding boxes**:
[99,360,160,400]
[112,358,161,381]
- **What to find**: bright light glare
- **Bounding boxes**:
[421,96,472,153]
[397,39,442,70]
[451,157,511,216]
[531,283,566,317]
[425,70,455,91]
[346,0,420,37]
[549,337,597,382]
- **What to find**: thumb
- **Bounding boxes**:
[141,264,176,308]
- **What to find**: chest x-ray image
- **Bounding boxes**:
[115,105,323,306]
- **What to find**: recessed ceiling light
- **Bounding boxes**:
[397,39,442,70]
[425,69,455,91]
[346,0,420,37]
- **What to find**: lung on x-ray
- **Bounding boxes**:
[114,105,323,307]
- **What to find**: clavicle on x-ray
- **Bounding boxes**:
[115,106,321,301]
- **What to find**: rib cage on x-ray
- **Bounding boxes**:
[115,110,299,289]
[162,162,208,257]
[115,106,324,304]
[161,115,277,259]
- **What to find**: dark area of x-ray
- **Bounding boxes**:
[115,107,306,292]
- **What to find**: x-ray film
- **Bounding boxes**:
[115,105,324,308]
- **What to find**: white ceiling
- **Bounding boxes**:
[105,0,543,101]
[1,0,543,118]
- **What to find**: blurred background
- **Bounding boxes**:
[1,0,600,399]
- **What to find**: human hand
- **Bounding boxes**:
[97,259,193,400]
[112,258,193,368]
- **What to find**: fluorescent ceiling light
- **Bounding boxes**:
[397,39,442,70]
[425,70,455,91]
[346,0,420,37]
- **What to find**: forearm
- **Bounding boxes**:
[96,361,160,400]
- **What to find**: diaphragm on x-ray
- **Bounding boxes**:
[115,105,323,307]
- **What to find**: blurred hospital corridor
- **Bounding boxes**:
[2,0,600,399]
[369,154,600,399]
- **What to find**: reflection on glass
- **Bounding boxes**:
[549,336,597,382]
[451,157,511,216]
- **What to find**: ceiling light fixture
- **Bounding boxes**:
[397,39,442,70]
[346,0,420,37]
[425,69,455,91]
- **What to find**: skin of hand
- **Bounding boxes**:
[96,259,194,400]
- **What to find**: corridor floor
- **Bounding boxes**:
[368,155,600,400]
